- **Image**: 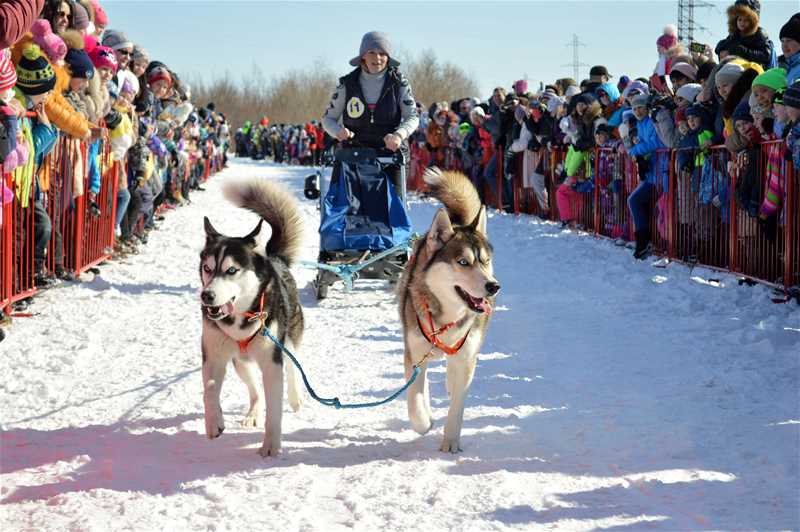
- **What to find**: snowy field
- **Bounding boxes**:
[1,158,799,531]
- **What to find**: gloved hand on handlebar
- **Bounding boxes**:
[383,133,401,152]
[336,127,354,141]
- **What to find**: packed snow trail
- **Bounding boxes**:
[1,158,798,531]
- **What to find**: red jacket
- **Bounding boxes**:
[0,0,44,49]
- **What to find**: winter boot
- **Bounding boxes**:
[633,229,652,260]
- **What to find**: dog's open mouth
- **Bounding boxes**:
[455,286,490,314]
[203,298,235,320]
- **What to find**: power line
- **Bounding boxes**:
[677,0,715,45]
[562,34,589,81]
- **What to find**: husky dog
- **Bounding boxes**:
[200,178,305,457]
[398,167,500,453]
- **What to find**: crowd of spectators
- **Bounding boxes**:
[405,2,800,260]
[1,0,230,340]
[234,118,329,166]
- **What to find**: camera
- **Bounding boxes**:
[647,94,676,111]
[689,42,706,54]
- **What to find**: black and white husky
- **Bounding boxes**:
[200,178,304,457]
[398,167,500,453]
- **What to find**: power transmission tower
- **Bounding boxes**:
[677,0,714,45]
[562,34,589,81]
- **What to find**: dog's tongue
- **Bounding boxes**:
[221,301,235,316]
[476,298,491,314]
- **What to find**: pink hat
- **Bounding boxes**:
[83,34,98,54]
[657,24,678,50]
[513,79,528,95]
[31,19,67,63]
[89,45,118,73]
[91,0,109,26]
[0,49,17,94]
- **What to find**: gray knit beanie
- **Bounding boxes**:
[349,31,400,67]
[715,62,744,88]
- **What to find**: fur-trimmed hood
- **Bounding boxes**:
[728,4,760,37]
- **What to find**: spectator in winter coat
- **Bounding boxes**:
[596,82,622,123]
[652,25,690,93]
[715,0,776,70]
[627,94,668,259]
[715,59,763,138]
[783,82,800,169]
[13,43,60,285]
[750,67,787,117]
[0,0,45,49]
[779,14,800,85]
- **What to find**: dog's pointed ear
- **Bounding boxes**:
[426,208,455,254]
[469,206,488,236]
[247,219,273,256]
[204,217,220,241]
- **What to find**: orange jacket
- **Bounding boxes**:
[12,33,90,140]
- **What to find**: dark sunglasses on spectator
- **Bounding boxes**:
[118,50,133,57]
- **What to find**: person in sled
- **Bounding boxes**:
[321,31,419,192]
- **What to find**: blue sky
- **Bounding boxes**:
[103,0,798,100]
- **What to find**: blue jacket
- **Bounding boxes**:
[628,116,669,189]
[784,52,800,86]
[87,139,102,194]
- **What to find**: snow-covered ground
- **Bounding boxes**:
[1,158,798,531]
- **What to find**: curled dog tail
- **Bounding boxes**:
[223,178,304,263]
[422,166,482,227]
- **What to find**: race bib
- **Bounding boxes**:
[346,97,365,119]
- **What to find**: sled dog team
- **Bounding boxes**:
[200,168,500,457]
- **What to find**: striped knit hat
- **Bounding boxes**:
[0,49,17,94]
[15,44,56,96]
[784,82,800,110]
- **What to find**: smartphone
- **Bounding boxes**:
[689,42,706,54]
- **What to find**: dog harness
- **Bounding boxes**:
[236,292,267,354]
[416,298,470,356]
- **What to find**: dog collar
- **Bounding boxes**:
[415,298,470,356]
[237,292,267,354]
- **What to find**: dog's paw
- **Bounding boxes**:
[206,423,225,440]
[440,438,462,454]
[288,394,303,413]
[204,408,225,439]
[409,411,433,435]
[241,412,261,428]
[258,443,281,457]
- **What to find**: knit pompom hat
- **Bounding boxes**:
[657,24,678,50]
[15,44,57,95]
[31,19,67,63]
[0,49,17,95]
[91,0,108,26]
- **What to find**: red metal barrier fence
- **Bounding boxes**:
[1,133,219,315]
[409,142,799,290]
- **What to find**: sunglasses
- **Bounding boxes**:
[117,50,133,57]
